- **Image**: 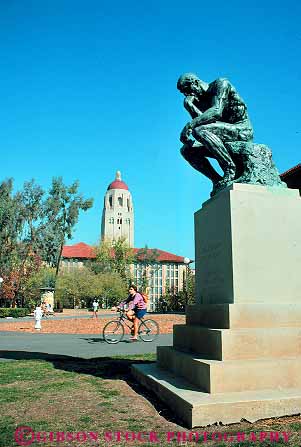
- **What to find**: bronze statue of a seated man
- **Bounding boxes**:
[177,73,254,195]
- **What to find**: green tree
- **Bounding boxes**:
[91,238,134,283]
[55,269,100,308]
[0,179,23,277]
[161,284,181,311]
[0,179,44,306]
[43,177,93,278]
[161,267,195,312]
[55,269,127,308]
[96,271,128,308]
[22,267,56,310]
[0,177,93,307]
[183,265,195,305]
[14,180,45,302]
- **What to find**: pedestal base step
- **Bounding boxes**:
[158,346,301,393]
[132,363,301,428]
[186,303,301,329]
[173,325,301,360]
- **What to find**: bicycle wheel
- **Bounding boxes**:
[103,320,124,344]
[138,319,159,342]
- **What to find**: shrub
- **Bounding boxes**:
[24,299,37,312]
[0,308,28,318]
[0,309,9,318]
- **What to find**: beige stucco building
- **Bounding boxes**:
[61,242,189,311]
[61,170,192,310]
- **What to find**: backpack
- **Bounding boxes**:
[140,292,149,304]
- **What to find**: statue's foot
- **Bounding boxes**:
[210,168,236,197]
[223,166,236,182]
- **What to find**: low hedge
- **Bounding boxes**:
[53,308,63,313]
[0,308,28,318]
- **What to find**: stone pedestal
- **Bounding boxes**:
[195,184,301,304]
[132,184,301,427]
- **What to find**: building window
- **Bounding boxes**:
[165,263,179,293]
[109,217,114,224]
[109,196,113,208]
[118,196,123,206]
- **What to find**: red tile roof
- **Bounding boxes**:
[62,242,96,259]
[133,248,185,263]
[280,164,301,179]
[62,243,186,263]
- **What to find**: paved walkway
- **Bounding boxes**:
[0,314,112,323]
[0,310,176,323]
[0,331,173,360]
[0,309,115,323]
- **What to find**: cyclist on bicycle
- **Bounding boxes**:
[118,285,146,341]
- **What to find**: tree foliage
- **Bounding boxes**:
[0,179,23,276]
[161,268,195,311]
[91,238,134,282]
[55,269,127,308]
[43,177,93,276]
[22,267,56,310]
[0,179,44,305]
[0,177,93,306]
[183,264,195,305]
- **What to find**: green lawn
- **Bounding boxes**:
[0,355,301,446]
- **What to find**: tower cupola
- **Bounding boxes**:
[101,171,134,247]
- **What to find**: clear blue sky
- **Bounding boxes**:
[1,0,300,261]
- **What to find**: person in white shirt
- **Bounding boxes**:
[92,300,99,318]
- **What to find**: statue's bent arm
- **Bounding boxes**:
[191,78,230,127]
[184,96,202,119]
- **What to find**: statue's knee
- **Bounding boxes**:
[192,126,214,142]
[192,126,204,139]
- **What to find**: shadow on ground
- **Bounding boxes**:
[79,337,135,344]
[0,350,182,426]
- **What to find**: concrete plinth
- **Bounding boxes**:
[132,364,301,428]
[132,184,301,427]
[173,325,301,360]
[157,346,301,393]
[186,303,301,328]
[195,184,301,304]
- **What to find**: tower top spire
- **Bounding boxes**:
[101,170,134,247]
[107,170,129,191]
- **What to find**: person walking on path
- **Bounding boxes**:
[92,299,99,318]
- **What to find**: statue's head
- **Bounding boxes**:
[177,73,203,96]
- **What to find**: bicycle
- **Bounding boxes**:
[103,309,159,344]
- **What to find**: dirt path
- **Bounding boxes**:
[0,314,185,334]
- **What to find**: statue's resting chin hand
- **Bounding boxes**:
[180,135,193,144]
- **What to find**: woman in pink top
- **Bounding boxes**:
[119,285,146,341]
